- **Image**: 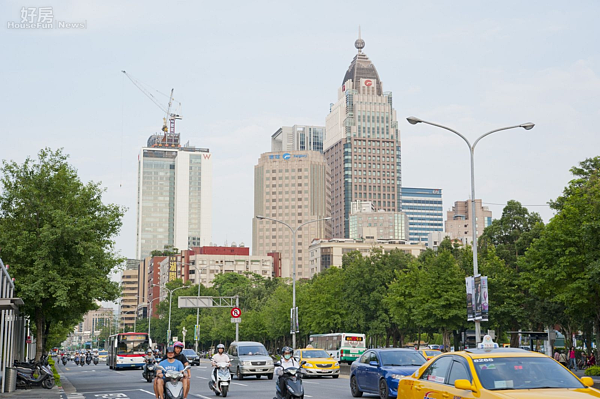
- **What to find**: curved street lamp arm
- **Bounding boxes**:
[415,119,472,150]
[256,215,293,233]
[295,217,331,234]
[472,125,526,150]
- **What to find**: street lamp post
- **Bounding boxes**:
[193,264,208,353]
[406,116,534,344]
[153,284,186,344]
[255,215,331,349]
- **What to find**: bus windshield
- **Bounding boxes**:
[116,334,149,355]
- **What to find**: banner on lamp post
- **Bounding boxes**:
[465,277,474,321]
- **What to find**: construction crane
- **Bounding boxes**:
[121,70,182,134]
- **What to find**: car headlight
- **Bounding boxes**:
[390,374,404,380]
[266,359,273,365]
[334,362,339,367]
[242,361,252,366]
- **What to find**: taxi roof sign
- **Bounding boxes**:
[477,335,499,349]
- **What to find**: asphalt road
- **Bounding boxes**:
[56,359,366,399]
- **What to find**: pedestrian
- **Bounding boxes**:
[569,346,577,371]
[553,350,560,362]
[588,351,596,367]
[559,351,567,367]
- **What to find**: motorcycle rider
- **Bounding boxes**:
[173,341,191,399]
[211,344,231,381]
[275,346,299,397]
[155,346,184,399]
[143,349,156,379]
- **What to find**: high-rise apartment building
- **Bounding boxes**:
[271,125,325,153]
[445,199,492,244]
[136,132,212,259]
[253,150,331,279]
[348,201,409,241]
[400,187,444,243]
[119,259,139,331]
[325,35,401,238]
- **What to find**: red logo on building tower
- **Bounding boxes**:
[364,79,373,87]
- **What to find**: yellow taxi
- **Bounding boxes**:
[420,349,442,361]
[398,336,599,398]
[294,348,340,378]
[97,350,108,362]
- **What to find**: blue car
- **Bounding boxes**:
[350,348,426,399]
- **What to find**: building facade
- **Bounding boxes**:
[400,187,444,244]
[252,150,332,279]
[136,132,212,259]
[308,238,426,277]
[324,35,402,238]
[271,125,325,153]
[119,260,139,330]
[348,201,409,241]
[445,199,492,244]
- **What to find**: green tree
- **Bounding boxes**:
[522,156,600,349]
[0,148,125,358]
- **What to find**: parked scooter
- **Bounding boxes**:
[209,361,231,397]
[14,360,55,389]
[274,360,306,399]
[156,365,191,399]
[142,357,157,382]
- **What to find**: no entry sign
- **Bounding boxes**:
[231,307,241,318]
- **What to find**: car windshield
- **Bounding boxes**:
[99,351,107,355]
[182,350,197,356]
[239,346,268,356]
[474,357,584,390]
[302,350,330,359]
[380,351,426,366]
[425,351,441,357]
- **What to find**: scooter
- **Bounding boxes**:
[142,358,157,382]
[85,353,92,365]
[156,365,191,399]
[61,355,68,366]
[93,354,99,365]
[208,362,231,397]
[15,361,55,389]
[274,360,306,399]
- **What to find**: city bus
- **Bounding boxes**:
[107,332,151,369]
[309,333,366,364]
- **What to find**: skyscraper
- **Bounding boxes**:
[445,199,492,244]
[135,132,212,259]
[325,34,401,238]
[252,150,331,279]
[271,125,325,153]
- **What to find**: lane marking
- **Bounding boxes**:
[139,389,155,396]
[196,376,208,379]
[232,382,248,386]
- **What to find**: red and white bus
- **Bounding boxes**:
[107,332,151,369]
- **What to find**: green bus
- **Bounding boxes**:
[309,333,366,364]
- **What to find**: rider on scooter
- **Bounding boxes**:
[154,346,184,399]
[211,344,230,381]
[173,341,191,398]
[275,346,299,397]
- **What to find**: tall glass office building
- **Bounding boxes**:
[271,125,325,153]
[325,34,401,238]
[400,187,444,243]
[136,133,212,259]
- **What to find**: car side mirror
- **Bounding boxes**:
[581,377,594,387]
[301,360,306,365]
[454,379,475,391]
[369,361,379,367]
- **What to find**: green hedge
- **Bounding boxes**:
[48,357,61,386]
[585,365,600,376]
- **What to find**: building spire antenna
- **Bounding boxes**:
[355,26,365,53]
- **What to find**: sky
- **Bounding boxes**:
[2,1,600,266]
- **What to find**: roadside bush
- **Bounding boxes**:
[48,357,61,386]
[585,366,600,376]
